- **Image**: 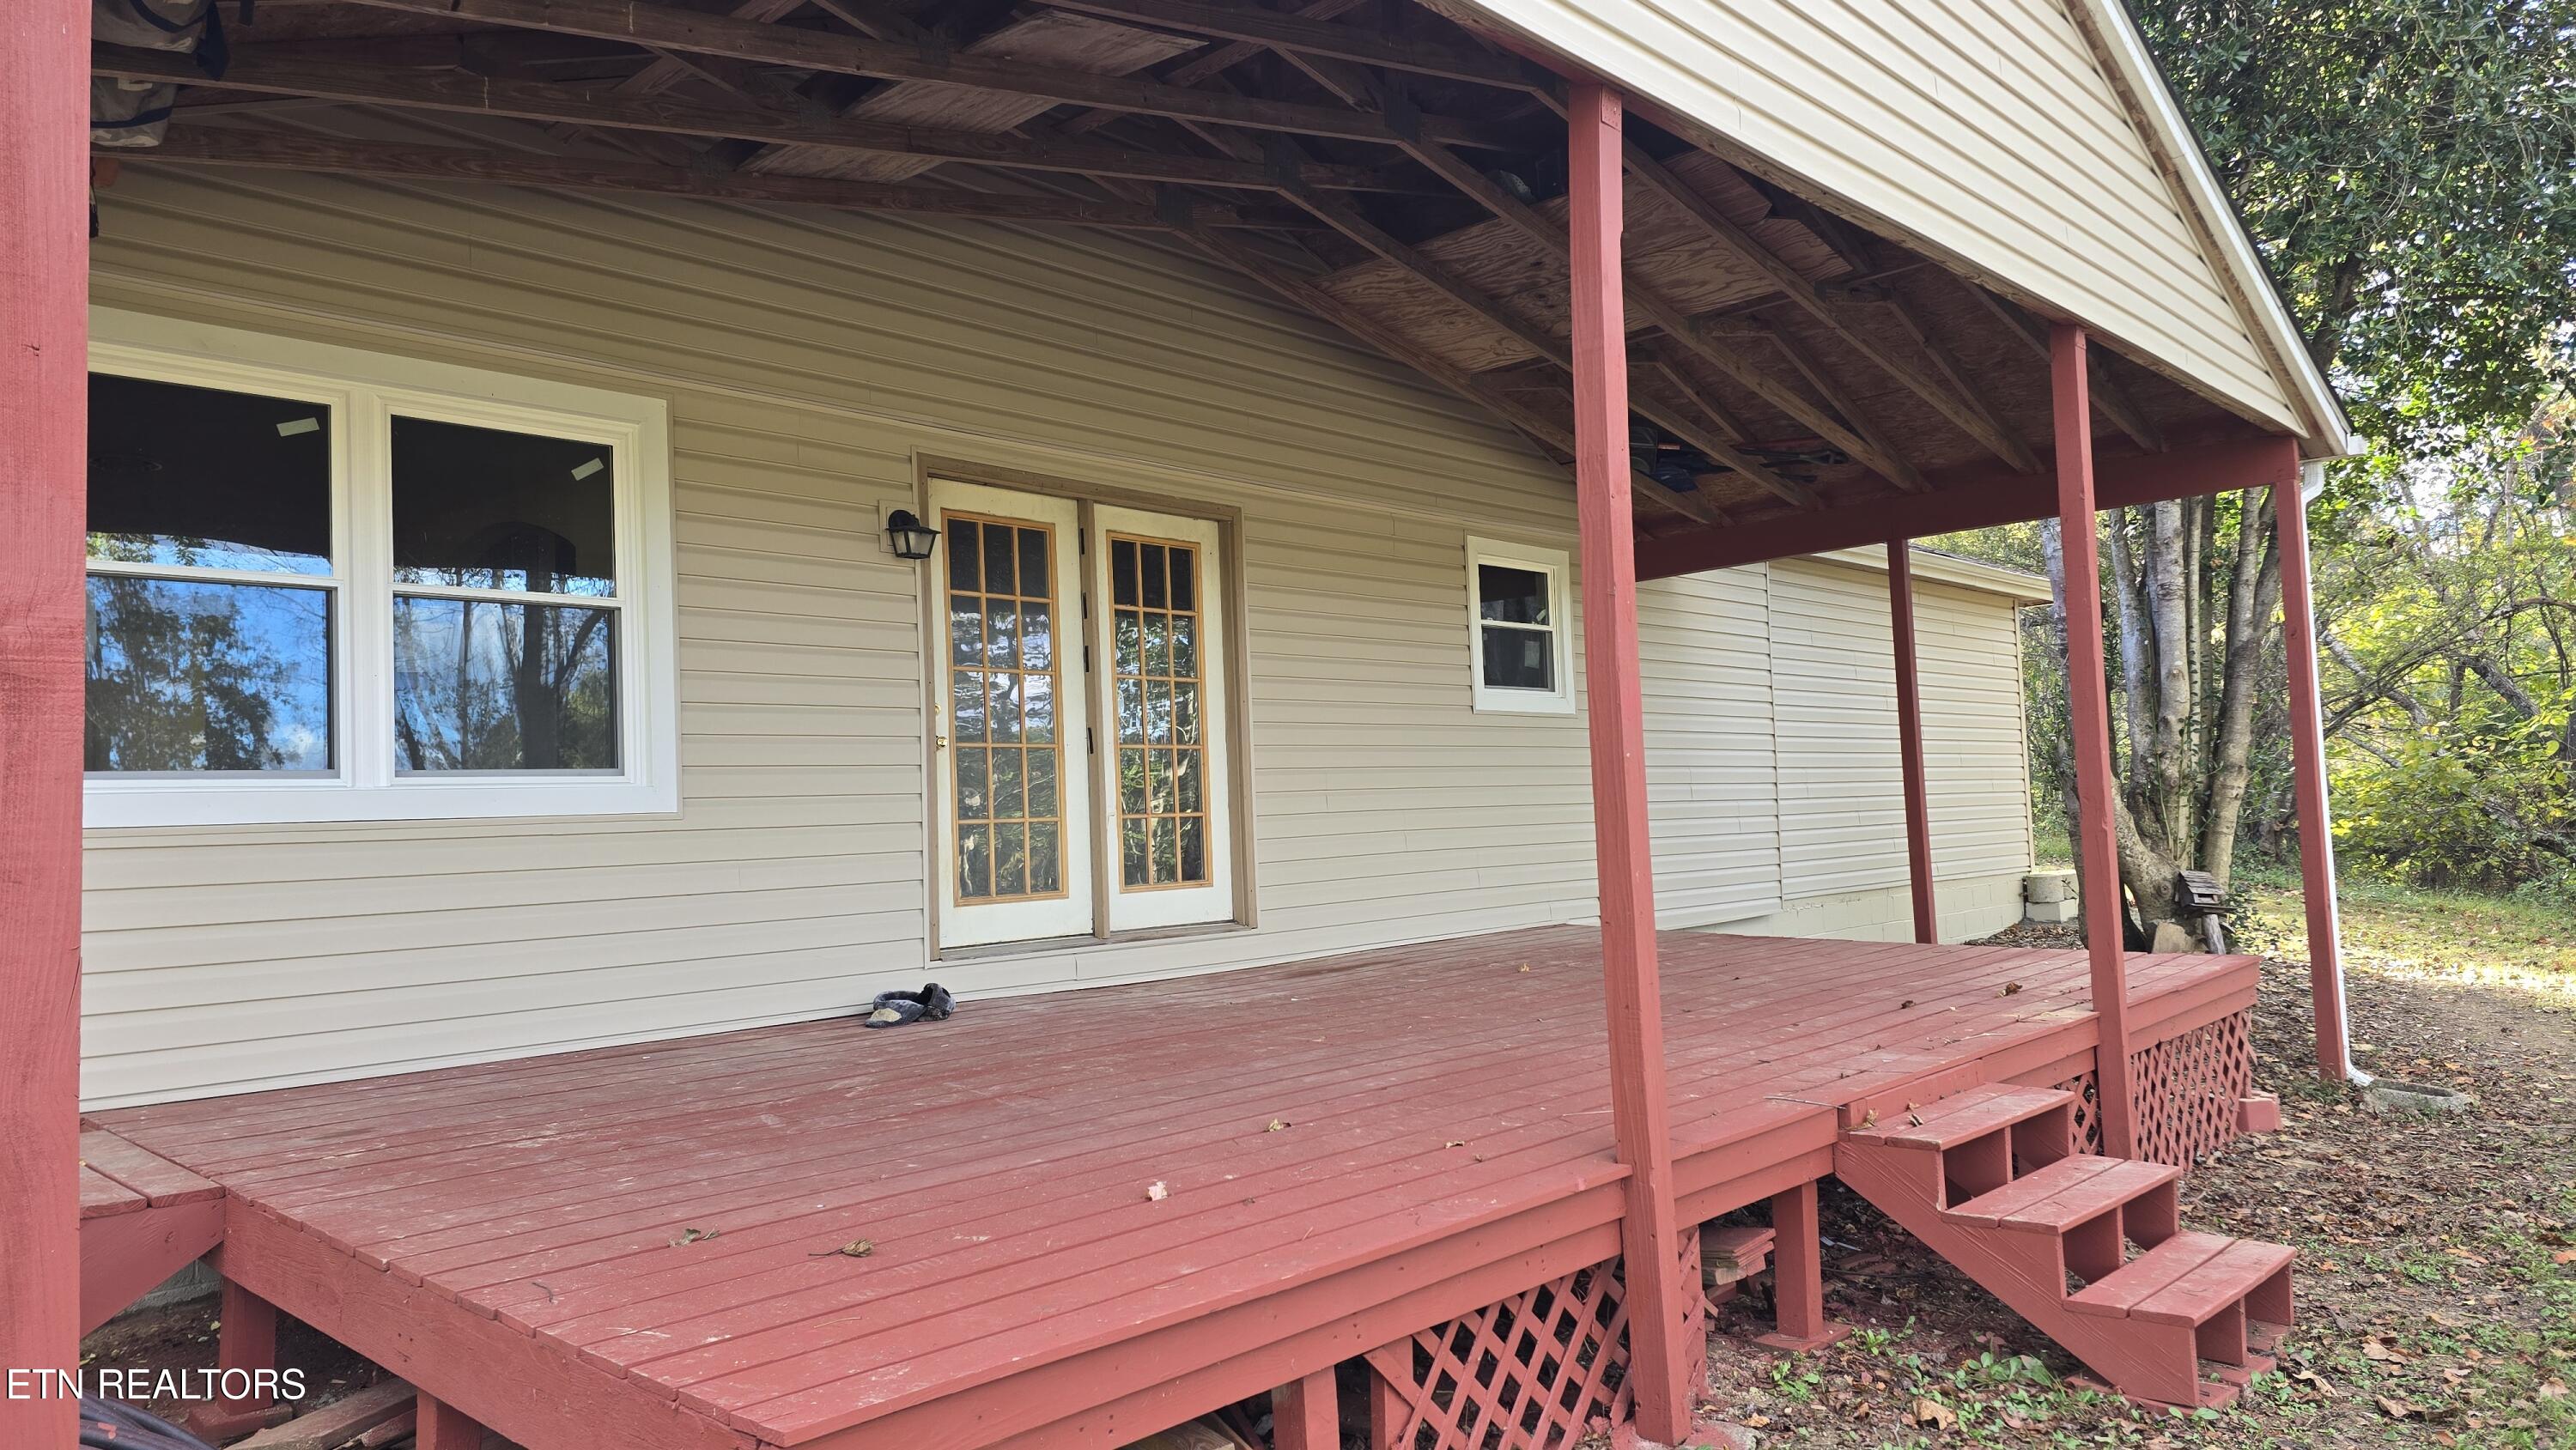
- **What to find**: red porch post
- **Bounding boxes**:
[0,0,92,1440]
[2274,468,2353,1080]
[1567,82,1696,1444]
[2050,325,2140,1159]
[1887,541,1939,943]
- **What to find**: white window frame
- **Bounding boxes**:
[1464,535,1575,715]
[84,308,679,828]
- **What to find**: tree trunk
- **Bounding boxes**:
[2200,496,2281,886]
[2145,500,2195,854]
[2043,515,2184,937]
[2105,508,2153,796]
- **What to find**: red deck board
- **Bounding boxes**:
[78,1127,222,1206]
[94,929,2256,1450]
[78,1164,146,1222]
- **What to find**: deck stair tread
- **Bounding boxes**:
[1937,1154,2120,1223]
[1837,1074,2292,1411]
[2065,1231,2234,1319]
[1844,1084,2072,1150]
[1953,1155,2180,1233]
[2132,1238,2295,1326]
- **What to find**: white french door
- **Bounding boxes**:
[932,480,1093,947]
[1088,503,1233,933]
[929,482,1234,949]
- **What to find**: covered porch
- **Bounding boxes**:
[83,927,2260,1450]
[0,0,2363,1441]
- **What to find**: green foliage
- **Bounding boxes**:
[2134,0,2576,452]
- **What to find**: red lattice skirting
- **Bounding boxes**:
[2038,1006,2255,1167]
[1364,1228,1705,1450]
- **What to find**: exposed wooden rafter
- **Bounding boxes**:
[1624,143,2041,474]
[93,44,1420,194]
[1179,227,1729,526]
[111,128,1306,228]
[1973,290,2168,453]
[1276,173,1814,507]
[335,0,1520,148]
[1028,0,1548,91]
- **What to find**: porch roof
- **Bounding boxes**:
[88,0,2345,572]
[89,926,2256,1449]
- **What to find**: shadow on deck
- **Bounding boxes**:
[88,928,2257,1450]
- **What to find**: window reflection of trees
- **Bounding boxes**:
[85,577,334,772]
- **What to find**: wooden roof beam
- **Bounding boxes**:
[336,0,1521,148]
[1624,143,2043,475]
[1059,0,1367,137]
[1327,83,1920,493]
[1742,319,1925,492]
[93,45,1416,194]
[1973,288,2168,453]
[1028,0,1550,92]
[1284,179,1814,507]
[1181,226,1728,526]
[113,129,1307,228]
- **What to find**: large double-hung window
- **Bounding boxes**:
[84,312,677,827]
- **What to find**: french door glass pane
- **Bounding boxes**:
[1109,533,1211,890]
[392,416,616,596]
[949,517,1066,903]
[85,576,334,772]
[392,597,617,771]
[88,373,332,574]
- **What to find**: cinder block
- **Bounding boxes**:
[2023,897,2080,923]
[2022,869,2077,905]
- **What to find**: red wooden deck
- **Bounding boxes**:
[88,929,2256,1450]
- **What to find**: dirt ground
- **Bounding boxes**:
[1696,927,2576,1449]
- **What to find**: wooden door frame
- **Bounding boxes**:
[911,454,1256,960]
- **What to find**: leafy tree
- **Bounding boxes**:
[1942,0,2576,929]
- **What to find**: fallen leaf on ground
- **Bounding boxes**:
[2377,1395,2421,1420]
[671,1227,720,1247]
[1910,1397,1958,1430]
[809,1240,874,1259]
[1145,1180,1170,1202]
[1263,1119,1290,1132]
[2002,982,2023,996]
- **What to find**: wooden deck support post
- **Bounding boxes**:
[2274,466,2353,1082]
[415,1393,488,1450]
[1888,540,1939,943]
[219,1281,280,1411]
[1757,1179,1846,1351]
[1273,1368,1340,1450]
[2050,325,2140,1159]
[1567,81,1698,1445]
[0,1,91,1442]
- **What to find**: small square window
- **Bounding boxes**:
[1465,538,1573,714]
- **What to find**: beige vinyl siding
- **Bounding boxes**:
[1640,566,1783,926]
[1747,558,2034,941]
[80,162,1601,1107]
[81,167,2042,1108]
[1458,0,2300,430]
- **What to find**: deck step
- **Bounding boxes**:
[2132,1238,2295,1326]
[2066,1231,2234,1319]
[1845,1084,2073,1150]
[1947,1154,2180,1233]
